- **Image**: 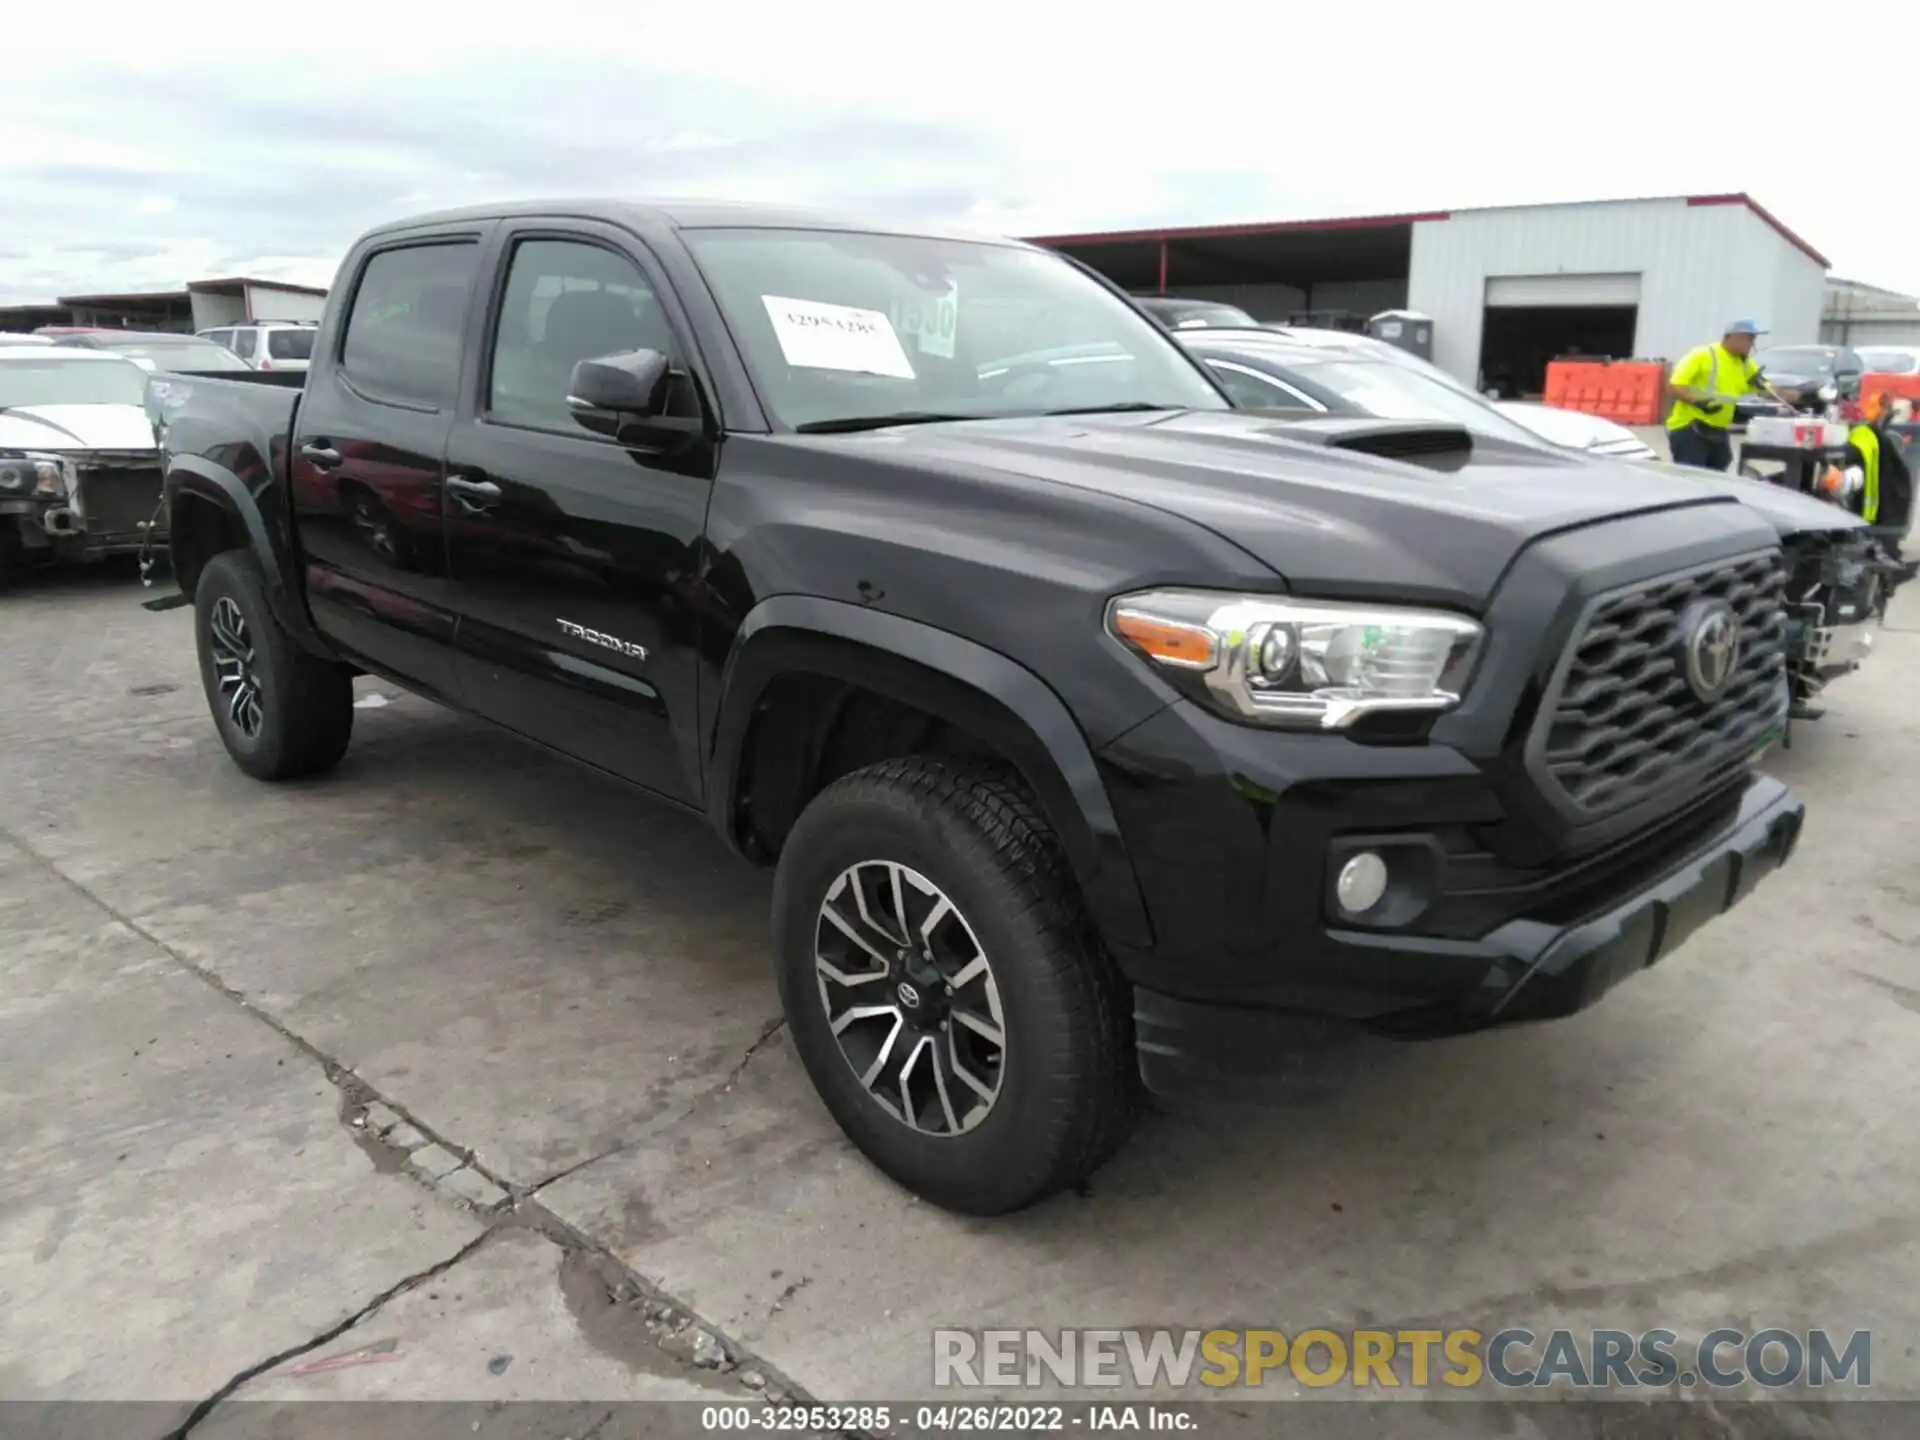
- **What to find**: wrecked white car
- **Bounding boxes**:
[0,346,164,584]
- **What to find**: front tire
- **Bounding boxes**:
[772,758,1137,1214]
[193,550,354,780]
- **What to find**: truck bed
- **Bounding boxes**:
[149,370,302,492]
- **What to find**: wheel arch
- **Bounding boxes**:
[708,596,1154,951]
[164,456,332,657]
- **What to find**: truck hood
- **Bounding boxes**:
[1638,459,1866,538]
[814,409,1761,610]
[0,403,156,452]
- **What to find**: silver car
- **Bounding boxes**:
[197,321,317,374]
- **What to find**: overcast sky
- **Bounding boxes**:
[4,1,1913,307]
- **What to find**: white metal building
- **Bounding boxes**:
[1034,192,1832,395]
[1822,278,1920,349]
[0,275,328,335]
[186,277,328,331]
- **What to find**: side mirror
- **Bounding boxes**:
[568,349,669,417]
[566,350,702,449]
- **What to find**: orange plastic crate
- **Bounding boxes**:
[1860,372,1920,408]
[1543,360,1667,427]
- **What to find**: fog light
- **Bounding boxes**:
[1336,851,1389,914]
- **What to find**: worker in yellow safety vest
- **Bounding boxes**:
[1666,318,1766,470]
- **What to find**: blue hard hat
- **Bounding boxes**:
[1726,318,1765,335]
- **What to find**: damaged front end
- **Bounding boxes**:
[1780,527,1915,715]
[0,447,166,576]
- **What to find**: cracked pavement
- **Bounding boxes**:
[2,564,1918,1434]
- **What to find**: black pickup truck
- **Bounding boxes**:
[150,201,1805,1214]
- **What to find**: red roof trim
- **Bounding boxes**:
[1685,193,1831,268]
[1030,193,1831,269]
[1028,210,1450,248]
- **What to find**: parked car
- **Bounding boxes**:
[1855,344,1920,377]
[56,331,253,374]
[1132,295,1258,330]
[1260,325,1658,459]
[0,346,164,583]
[1736,344,1867,430]
[154,200,1804,1213]
[1178,328,1902,715]
[198,321,318,374]
[1489,398,1659,461]
[0,333,55,346]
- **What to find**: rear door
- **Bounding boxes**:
[290,230,488,698]
[441,222,714,805]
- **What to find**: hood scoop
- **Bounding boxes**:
[1264,417,1476,471]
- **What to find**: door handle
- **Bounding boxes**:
[445,474,503,511]
[300,441,342,470]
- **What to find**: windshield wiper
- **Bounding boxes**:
[793,411,981,435]
[1041,402,1184,416]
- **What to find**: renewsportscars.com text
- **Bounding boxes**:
[933,1327,1872,1391]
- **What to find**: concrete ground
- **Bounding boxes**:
[2,561,1917,1437]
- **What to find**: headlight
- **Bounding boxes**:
[1106,589,1483,730]
[1817,381,1838,402]
[0,454,69,497]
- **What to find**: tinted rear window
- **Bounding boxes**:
[268,329,315,360]
[341,242,479,407]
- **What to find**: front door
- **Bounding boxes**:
[291,235,486,699]
[442,228,713,805]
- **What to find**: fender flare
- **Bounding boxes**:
[708,595,1154,950]
[164,455,332,657]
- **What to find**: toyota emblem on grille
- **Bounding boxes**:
[1682,602,1741,702]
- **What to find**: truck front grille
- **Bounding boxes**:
[73,452,164,538]
[1534,551,1788,816]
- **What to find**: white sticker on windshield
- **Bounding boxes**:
[762,296,915,378]
[893,280,959,359]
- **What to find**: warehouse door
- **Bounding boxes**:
[1479,273,1641,398]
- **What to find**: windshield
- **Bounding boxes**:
[681,228,1228,430]
[94,338,251,371]
[267,329,315,360]
[1858,347,1918,375]
[1755,346,1840,376]
[0,355,149,408]
[1288,357,1547,446]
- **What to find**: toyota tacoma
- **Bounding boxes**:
[148,202,1805,1214]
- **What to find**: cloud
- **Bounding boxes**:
[1,0,1914,306]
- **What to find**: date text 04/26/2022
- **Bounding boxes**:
[700,1405,1198,1432]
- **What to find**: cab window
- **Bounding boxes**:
[339,241,480,409]
[486,238,675,433]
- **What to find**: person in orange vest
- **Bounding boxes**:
[1665,318,1766,470]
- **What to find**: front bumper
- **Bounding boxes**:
[1798,613,1876,693]
[1133,774,1803,1095]
[4,500,162,558]
[1,452,166,561]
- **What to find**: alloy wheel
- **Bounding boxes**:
[208,595,263,738]
[814,860,1006,1135]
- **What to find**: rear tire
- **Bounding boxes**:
[193,550,353,780]
[772,757,1138,1215]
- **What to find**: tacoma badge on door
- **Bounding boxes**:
[556,618,648,661]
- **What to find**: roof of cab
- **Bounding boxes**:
[360,198,1034,250]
